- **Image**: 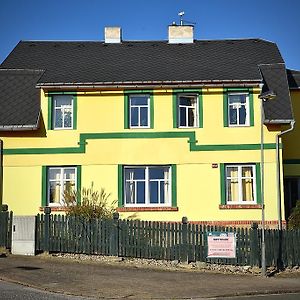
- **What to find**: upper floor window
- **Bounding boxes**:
[228,93,249,126]
[53,95,74,129]
[124,166,171,207]
[47,166,77,206]
[129,94,150,128]
[178,94,199,128]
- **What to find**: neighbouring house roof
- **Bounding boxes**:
[259,64,294,123]
[0,38,294,129]
[287,69,300,89]
[0,69,44,130]
[0,39,284,86]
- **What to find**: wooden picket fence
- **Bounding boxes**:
[0,209,13,249]
[35,213,300,267]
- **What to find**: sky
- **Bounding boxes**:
[0,0,300,70]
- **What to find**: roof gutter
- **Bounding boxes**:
[36,79,261,90]
[0,124,38,131]
[276,120,295,230]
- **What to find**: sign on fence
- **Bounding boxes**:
[207,232,236,258]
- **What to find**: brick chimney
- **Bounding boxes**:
[168,25,194,44]
[104,27,122,43]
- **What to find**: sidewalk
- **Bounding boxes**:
[0,254,299,299]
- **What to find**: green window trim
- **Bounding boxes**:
[47,93,77,130]
[117,164,177,208]
[223,87,254,127]
[41,165,82,207]
[124,90,154,129]
[172,89,203,128]
[220,162,261,205]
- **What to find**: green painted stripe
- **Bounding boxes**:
[220,163,226,205]
[76,165,82,205]
[223,89,228,127]
[150,93,154,129]
[47,91,77,95]
[41,166,47,206]
[3,131,278,155]
[73,95,78,130]
[249,89,254,127]
[124,94,129,129]
[172,93,177,128]
[255,163,262,204]
[171,164,177,207]
[118,165,123,207]
[198,90,203,128]
[47,96,52,130]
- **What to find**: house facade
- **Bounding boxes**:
[0,26,297,227]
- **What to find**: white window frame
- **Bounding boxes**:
[47,167,77,206]
[129,94,150,129]
[228,93,250,127]
[178,94,199,128]
[124,166,171,207]
[53,95,74,130]
[225,164,257,204]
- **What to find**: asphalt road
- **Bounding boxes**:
[0,280,90,300]
[1,279,300,300]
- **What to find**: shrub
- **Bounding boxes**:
[288,200,300,229]
[63,183,117,220]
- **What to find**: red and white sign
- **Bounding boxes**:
[207,232,236,258]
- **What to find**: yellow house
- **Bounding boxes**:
[0,26,297,227]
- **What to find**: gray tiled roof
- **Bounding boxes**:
[0,69,43,129]
[0,39,284,85]
[287,69,300,89]
[259,64,294,123]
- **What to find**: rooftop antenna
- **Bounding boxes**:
[178,11,185,25]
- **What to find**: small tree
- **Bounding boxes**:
[63,183,117,220]
[288,200,300,229]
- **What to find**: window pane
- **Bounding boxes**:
[179,96,192,106]
[130,96,148,106]
[64,110,72,128]
[64,168,75,180]
[242,179,254,201]
[126,168,145,180]
[149,168,165,179]
[150,181,159,204]
[227,178,239,202]
[188,107,195,127]
[55,97,72,107]
[242,167,253,178]
[160,181,166,204]
[179,107,186,126]
[49,169,61,180]
[239,106,247,125]
[229,94,243,104]
[49,181,61,204]
[125,181,135,204]
[229,107,237,125]
[54,110,63,128]
[136,182,145,204]
[130,107,139,126]
[140,107,149,126]
[226,167,238,178]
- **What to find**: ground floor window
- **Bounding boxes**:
[124,166,171,207]
[47,167,77,206]
[225,164,257,204]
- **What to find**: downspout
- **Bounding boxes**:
[276,120,295,230]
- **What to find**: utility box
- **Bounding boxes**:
[12,216,36,256]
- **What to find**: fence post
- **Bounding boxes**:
[250,222,259,266]
[181,216,188,264]
[111,212,119,256]
[44,207,51,254]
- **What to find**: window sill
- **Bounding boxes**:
[219,204,262,209]
[39,206,67,212]
[117,207,178,212]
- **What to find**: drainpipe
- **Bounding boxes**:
[276,121,295,230]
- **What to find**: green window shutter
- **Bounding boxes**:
[118,165,124,207]
[48,96,53,130]
[150,93,154,129]
[124,94,129,129]
[73,95,78,130]
[76,165,82,205]
[249,88,254,127]
[198,90,203,128]
[223,89,228,127]
[255,163,262,204]
[171,164,177,207]
[172,92,178,128]
[220,163,226,204]
[41,166,47,207]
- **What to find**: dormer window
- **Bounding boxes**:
[53,95,74,129]
[228,93,249,127]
